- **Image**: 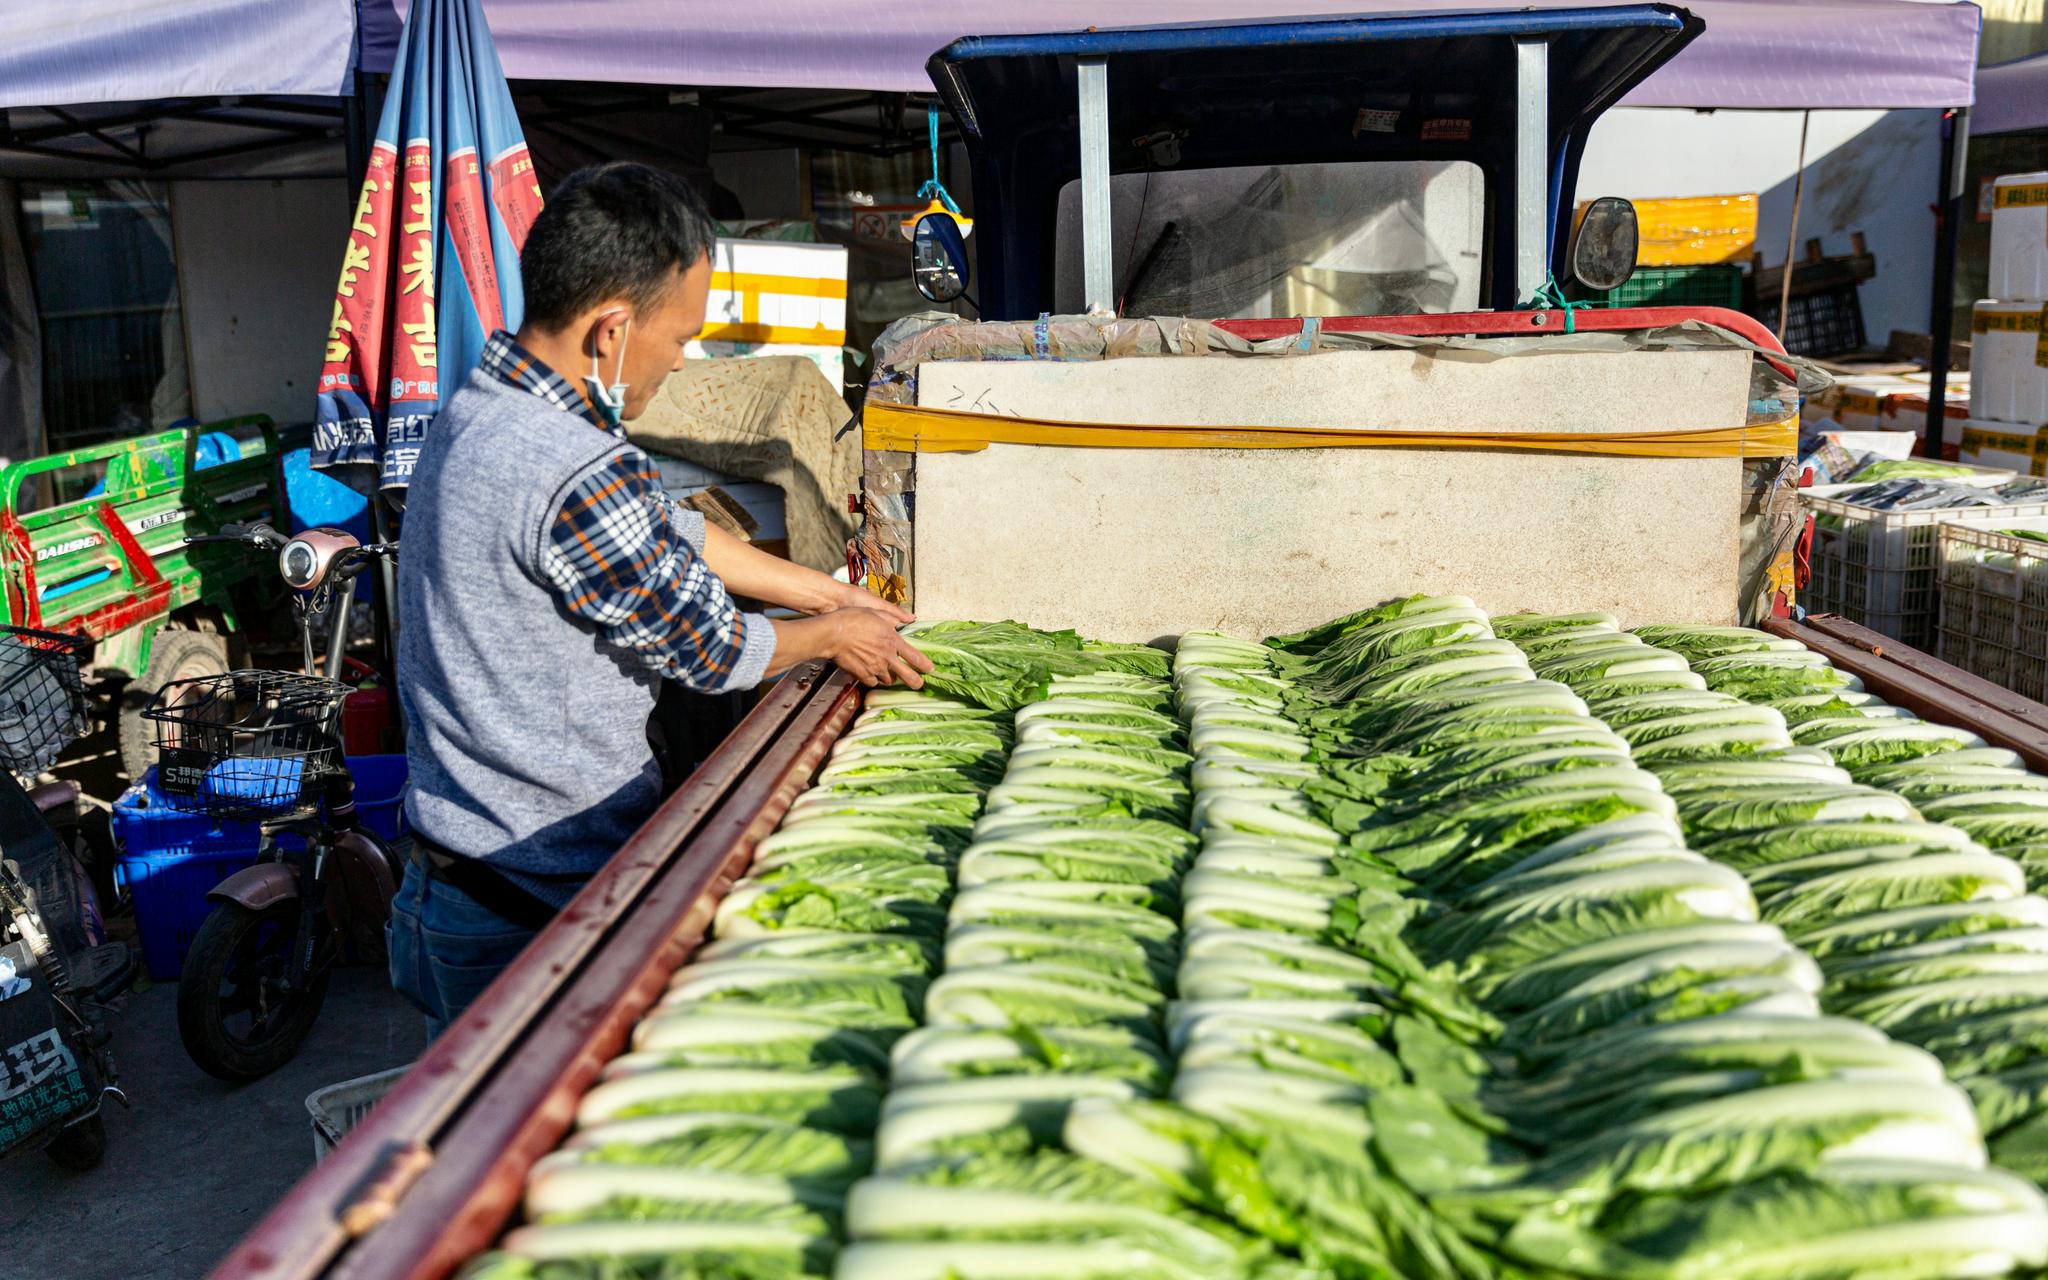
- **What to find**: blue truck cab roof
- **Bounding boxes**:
[927,4,1704,319]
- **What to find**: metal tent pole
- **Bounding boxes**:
[1077,58,1113,314]
[1514,37,1550,304]
[1776,111,1811,344]
[1926,105,1970,461]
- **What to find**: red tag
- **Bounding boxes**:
[1421,118,1473,142]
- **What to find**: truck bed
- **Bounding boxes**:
[213,617,2048,1280]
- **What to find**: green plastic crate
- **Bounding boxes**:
[1596,264,1743,310]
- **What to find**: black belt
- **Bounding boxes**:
[408,836,562,933]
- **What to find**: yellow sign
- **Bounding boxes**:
[1975,307,2043,334]
[1995,182,2048,209]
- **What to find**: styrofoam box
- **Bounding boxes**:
[1958,419,2048,476]
[686,238,851,391]
[1829,375,1924,431]
[1992,172,2048,303]
[1881,391,1972,440]
[1970,301,2048,426]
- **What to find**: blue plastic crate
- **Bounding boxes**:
[113,755,409,981]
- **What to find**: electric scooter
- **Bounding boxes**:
[150,524,402,1082]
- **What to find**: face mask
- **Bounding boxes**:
[584,314,631,429]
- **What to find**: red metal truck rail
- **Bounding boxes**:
[211,663,860,1280]
[1216,305,1795,379]
[1215,305,1783,349]
[1764,615,2048,772]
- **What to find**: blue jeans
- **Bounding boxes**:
[386,860,538,1039]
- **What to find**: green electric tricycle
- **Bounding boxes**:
[0,416,290,780]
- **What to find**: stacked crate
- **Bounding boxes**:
[1963,173,2048,474]
[1927,174,2048,697]
[1939,515,2048,701]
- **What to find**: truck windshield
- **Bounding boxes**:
[1055,160,1485,319]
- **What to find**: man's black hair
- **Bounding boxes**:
[520,162,717,330]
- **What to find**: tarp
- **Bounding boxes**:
[0,0,359,108]
[1977,52,2048,136]
[358,0,1981,111]
[0,1,1980,113]
[313,0,541,492]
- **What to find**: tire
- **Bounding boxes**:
[117,628,230,783]
[43,1114,106,1171]
[177,900,332,1083]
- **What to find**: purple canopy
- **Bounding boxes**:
[360,0,1980,111]
[0,0,358,108]
[0,3,1977,113]
[1977,52,2048,136]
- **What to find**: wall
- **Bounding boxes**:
[170,178,348,426]
[714,148,805,221]
[1982,0,2048,65]
[1575,107,1945,344]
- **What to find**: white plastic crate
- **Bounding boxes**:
[306,1064,411,1162]
[1938,515,2048,703]
[1801,490,2048,649]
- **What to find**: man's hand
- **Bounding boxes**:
[829,608,933,688]
[815,578,914,625]
[767,608,932,687]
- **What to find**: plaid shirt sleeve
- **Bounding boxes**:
[538,449,776,694]
[655,490,709,553]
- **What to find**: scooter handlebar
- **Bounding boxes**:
[185,522,286,550]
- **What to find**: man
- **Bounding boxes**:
[389,162,931,1034]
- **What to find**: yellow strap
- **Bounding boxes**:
[863,402,1795,459]
[708,271,848,300]
[697,322,846,347]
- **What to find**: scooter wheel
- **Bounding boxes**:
[177,900,332,1083]
[43,1113,106,1171]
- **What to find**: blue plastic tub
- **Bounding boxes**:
[113,754,408,981]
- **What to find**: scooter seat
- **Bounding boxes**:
[29,780,79,815]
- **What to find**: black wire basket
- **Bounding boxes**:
[0,626,92,776]
[142,671,352,822]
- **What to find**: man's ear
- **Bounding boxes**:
[586,305,632,361]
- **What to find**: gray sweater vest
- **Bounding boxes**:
[398,371,685,905]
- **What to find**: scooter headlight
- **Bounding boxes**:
[278,539,321,590]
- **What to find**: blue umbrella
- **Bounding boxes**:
[313,0,540,494]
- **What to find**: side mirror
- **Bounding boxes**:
[1572,196,1639,292]
[912,212,970,304]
